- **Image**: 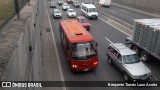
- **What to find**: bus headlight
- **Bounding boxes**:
[72,65,77,68]
[94,62,98,65]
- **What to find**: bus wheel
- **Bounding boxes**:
[140,51,150,62]
[131,45,140,54]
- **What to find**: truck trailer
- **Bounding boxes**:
[126,18,160,62]
[98,0,111,7]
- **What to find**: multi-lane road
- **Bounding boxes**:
[41,0,160,90]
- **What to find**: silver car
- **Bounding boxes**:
[106,43,152,81]
[53,9,62,18]
[62,3,70,11]
[58,0,64,5]
[73,1,80,7]
[66,9,76,18]
[50,2,56,8]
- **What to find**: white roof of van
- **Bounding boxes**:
[82,3,96,8]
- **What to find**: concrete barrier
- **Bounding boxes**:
[112,0,160,17]
[0,0,41,90]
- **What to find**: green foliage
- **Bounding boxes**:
[0,0,15,27]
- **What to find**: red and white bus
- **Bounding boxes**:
[59,20,98,71]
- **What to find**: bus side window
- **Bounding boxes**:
[66,41,69,49]
[61,30,64,43]
[59,26,62,32]
[66,42,70,55]
[63,35,67,46]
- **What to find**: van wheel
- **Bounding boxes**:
[82,13,85,16]
[123,73,129,81]
[140,51,150,62]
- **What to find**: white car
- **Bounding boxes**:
[62,3,70,11]
[66,9,76,17]
[53,9,62,18]
[50,2,56,8]
[58,0,64,5]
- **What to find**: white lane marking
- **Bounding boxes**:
[100,11,133,28]
[45,0,66,89]
[109,9,117,13]
[105,37,113,44]
[100,14,133,33]
[120,9,129,13]
[99,17,132,37]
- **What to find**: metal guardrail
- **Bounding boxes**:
[0,0,29,29]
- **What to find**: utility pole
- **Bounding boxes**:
[14,0,20,20]
[93,0,94,5]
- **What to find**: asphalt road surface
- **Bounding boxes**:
[41,0,160,90]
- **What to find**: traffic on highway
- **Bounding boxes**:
[47,0,160,89]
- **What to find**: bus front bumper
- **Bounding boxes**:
[71,63,98,71]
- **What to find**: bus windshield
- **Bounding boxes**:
[72,42,97,60]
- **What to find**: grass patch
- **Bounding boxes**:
[0,0,15,27]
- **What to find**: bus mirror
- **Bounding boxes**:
[96,43,98,47]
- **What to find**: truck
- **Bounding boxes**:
[98,0,111,7]
[125,18,160,62]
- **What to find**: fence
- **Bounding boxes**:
[0,0,29,29]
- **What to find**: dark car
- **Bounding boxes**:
[73,1,80,7]
[50,2,56,8]
[58,0,64,5]
[76,16,91,30]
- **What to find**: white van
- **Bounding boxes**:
[81,3,98,19]
[98,0,111,7]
